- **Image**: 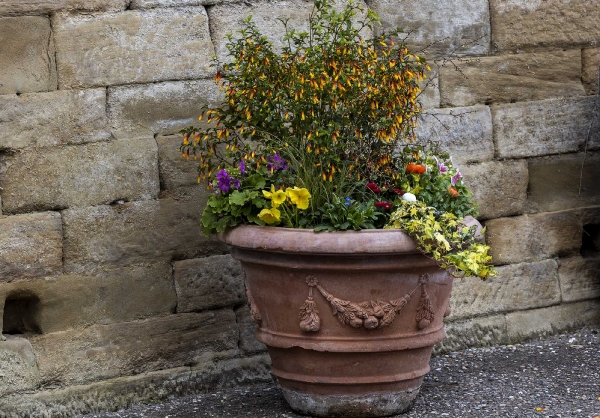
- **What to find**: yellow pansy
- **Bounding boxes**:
[286,187,311,210]
[262,185,287,207]
[258,207,281,224]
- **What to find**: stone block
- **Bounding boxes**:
[485,212,583,265]
[62,187,227,272]
[108,79,224,138]
[0,354,271,417]
[174,255,245,312]
[53,8,214,88]
[369,0,490,57]
[129,0,232,8]
[576,205,600,226]
[414,105,493,166]
[493,97,600,159]
[157,135,200,190]
[460,159,528,220]
[0,1,128,16]
[208,0,315,64]
[440,49,585,107]
[0,263,176,334]
[418,78,440,109]
[0,89,109,150]
[0,212,62,282]
[490,0,600,51]
[527,153,600,213]
[449,260,561,320]
[0,16,56,95]
[236,305,266,355]
[0,336,40,397]
[559,256,600,302]
[582,48,600,95]
[434,315,507,355]
[28,309,239,386]
[0,137,159,214]
[506,299,600,343]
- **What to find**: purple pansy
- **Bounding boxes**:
[266,153,288,171]
[238,160,247,175]
[434,156,449,174]
[451,171,462,186]
[216,169,240,193]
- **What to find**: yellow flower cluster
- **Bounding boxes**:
[258,186,311,224]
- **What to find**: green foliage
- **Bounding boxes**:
[386,201,496,280]
[179,0,493,279]
[180,0,428,210]
[313,197,382,231]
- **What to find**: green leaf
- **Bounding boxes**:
[245,174,266,189]
[229,190,249,206]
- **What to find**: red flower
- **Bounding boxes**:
[375,201,392,210]
[392,188,404,195]
[406,163,427,174]
[366,182,382,193]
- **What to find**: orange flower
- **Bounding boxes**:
[406,163,426,174]
[447,187,459,198]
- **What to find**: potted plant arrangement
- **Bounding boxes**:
[180,1,495,416]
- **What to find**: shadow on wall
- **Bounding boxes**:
[1,292,41,337]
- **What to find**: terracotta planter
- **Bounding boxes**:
[219,225,453,417]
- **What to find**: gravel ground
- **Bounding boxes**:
[79,327,600,418]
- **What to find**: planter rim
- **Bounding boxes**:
[218,224,418,254]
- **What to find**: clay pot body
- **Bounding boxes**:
[219,225,453,417]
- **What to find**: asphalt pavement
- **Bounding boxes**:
[79,326,600,418]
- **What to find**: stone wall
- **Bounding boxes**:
[0,0,599,416]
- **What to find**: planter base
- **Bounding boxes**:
[219,226,458,417]
[281,386,419,417]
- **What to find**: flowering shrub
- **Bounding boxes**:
[180,0,496,279]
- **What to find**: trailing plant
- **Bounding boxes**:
[386,200,496,279]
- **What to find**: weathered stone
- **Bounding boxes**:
[129,0,232,8]
[0,354,271,418]
[157,135,200,190]
[582,48,600,95]
[108,79,224,138]
[53,8,214,88]
[0,212,62,282]
[208,1,316,64]
[0,1,128,16]
[493,97,600,158]
[236,305,266,355]
[62,187,227,272]
[440,49,585,107]
[0,263,176,334]
[527,153,600,213]
[418,78,440,109]
[490,0,600,51]
[460,160,528,220]
[0,16,56,95]
[434,315,507,355]
[174,255,245,313]
[414,105,493,165]
[485,212,583,265]
[559,256,600,302]
[0,137,159,214]
[0,335,40,397]
[576,205,600,226]
[506,299,600,343]
[0,89,109,150]
[369,0,490,56]
[449,260,561,321]
[29,309,239,386]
